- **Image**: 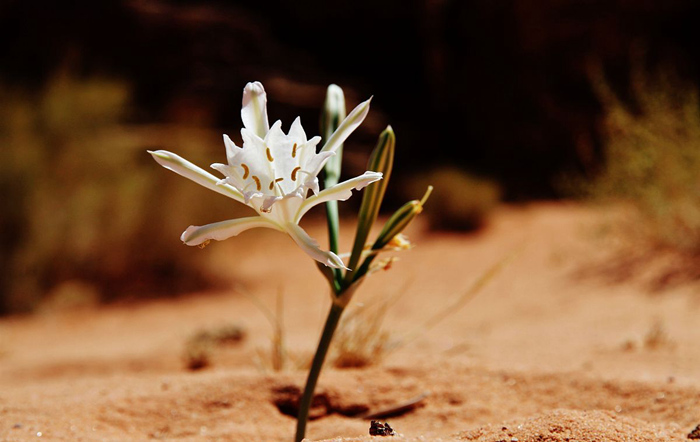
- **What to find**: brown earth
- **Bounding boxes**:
[1,202,699,441]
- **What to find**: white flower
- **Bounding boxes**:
[149,81,382,269]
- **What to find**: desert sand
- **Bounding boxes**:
[1,203,699,441]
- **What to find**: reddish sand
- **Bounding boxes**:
[1,203,699,441]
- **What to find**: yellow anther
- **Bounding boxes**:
[268,177,284,190]
[197,240,211,249]
[241,163,250,179]
[292,143,298,158]
[388,233,413,250]
[291,166,301,181]
[266,147,274,162]
[252,175,261,191]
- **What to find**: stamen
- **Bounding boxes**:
[420,185,434,206]
[241,163,250,179]
[266,147,274,162]
[291,166,301,181]
[268,177,284,190]
[197,240,211,249]
[251,175,261,191]
[292,143,299,158]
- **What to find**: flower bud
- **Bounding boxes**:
[372,199,423,250]
[321,84,346,186]
[346,126,395,276]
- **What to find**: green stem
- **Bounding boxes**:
[295,302,345,442]
[325,200,342,283]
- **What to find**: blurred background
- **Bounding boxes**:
[2,0,700,313]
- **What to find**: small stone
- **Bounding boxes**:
[688,424,700,439]
[369,420,396,436]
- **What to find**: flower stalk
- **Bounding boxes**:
[294,302,344,442]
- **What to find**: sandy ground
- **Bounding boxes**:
[1,202,699,441]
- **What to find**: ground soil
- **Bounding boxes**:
[2,203,699,441]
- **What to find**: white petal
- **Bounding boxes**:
[239,127,273,184]
[285,222,349,270]
[223,134,242,163]
[264,120,291,172]
[288,116,308,143]
[296,171,383,221]
[241,81,270,138]
[304,150,336,179]
[303,177,320,196]
[320,97,371,154]
[181,216,281,246]
[149,150,244,203]
[211,163,248,191]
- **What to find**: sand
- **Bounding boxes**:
[1,202,699,441]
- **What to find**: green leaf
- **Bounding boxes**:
[321,85,347,285]
[344,126,395,285]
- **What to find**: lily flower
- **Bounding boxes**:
[149,81,382,269]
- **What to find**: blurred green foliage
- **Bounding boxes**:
[408,167,501,231]
[0,71,250,313]
[583,62,700,253]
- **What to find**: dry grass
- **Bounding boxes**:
[561,58,700,289]
[330,299,392,369]
[0,70,252,312]
[585,59,700,255]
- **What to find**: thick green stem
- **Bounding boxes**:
[295,302,345,442]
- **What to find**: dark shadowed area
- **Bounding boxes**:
[2,0,700,309]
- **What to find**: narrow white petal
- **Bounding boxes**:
[285,223,349,270]
[320,97,371,154]
[148,150,244,203]
[181,216,281,246]
[288,116,308,142]
[305,151,336,179]
[223,134,242,163]
[241,81,270,138]
[295,171,383,221]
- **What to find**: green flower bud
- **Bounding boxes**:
[345,126,395,279]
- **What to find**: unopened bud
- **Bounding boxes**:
[321,84,346,185]
[346,126,396,276]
